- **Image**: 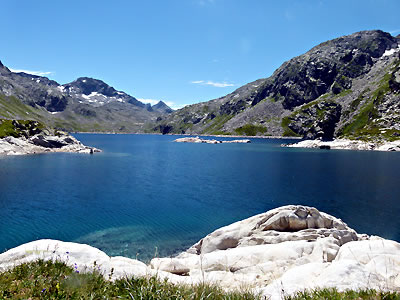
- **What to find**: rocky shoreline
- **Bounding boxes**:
[1,205,399,299]
[0,134,101,156]
[282,138,400,151]
[174,136,251,144]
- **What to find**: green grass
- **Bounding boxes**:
[2,260,399,300]
[0,259,259,300]
[234,124,268,136]
[286,287,400,300]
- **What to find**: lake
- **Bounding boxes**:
[0,134,399,261]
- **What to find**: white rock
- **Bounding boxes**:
[285,138,400,152]
[0,134,100,156]
[0,239,148,280]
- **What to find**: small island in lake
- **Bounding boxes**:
[0,119,100,155]
[174,136,251,144]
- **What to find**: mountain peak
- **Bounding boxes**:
[152,101,173,113]
[65,77,117,96]
[0,60,11,73]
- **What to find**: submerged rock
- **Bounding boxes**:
[0,205,399,299]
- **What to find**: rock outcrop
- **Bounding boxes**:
[1,205,399,299]
[0,119,100,155]
[283,138,400,151]
[0,134,101,155]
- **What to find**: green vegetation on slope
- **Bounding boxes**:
[202,114,233,135]
[0,119,45,138]
[281,116,301,137]
[338,61,400,141]
[0,94,44,120]
[0,259,259,300]
[234,124,268,136]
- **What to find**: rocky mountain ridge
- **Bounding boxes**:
[151,30,400,142]
[0,63,172,132]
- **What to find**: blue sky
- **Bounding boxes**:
[1,0,399,109]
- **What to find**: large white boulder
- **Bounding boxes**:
[149,205,400,298]
[185,205,359,256]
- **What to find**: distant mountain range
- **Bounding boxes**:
[1,30,400,141]
[151,30,400,142]
[0,62,172,132]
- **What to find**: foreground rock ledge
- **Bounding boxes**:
[1,205,399,299]
[0,134,101,155]
[174,136,251,144]
[283,139,400,151]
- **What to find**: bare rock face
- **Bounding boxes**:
[187,205,359,256]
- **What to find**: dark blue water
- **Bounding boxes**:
[1,134,399,261]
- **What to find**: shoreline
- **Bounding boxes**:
[1,205,399,299]
[72,131,302,140]
[283,138,400,152]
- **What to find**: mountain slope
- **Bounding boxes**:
[150,30,400,141]
[0,63,172,133]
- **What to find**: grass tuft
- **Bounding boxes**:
[0,259,260,299]
[286,287,400,300]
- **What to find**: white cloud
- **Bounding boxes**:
[9,68,54,77]
[138,98,159,106]
[191,80,235,88]
[170,103,188,110]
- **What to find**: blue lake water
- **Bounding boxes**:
[1,134,399,261]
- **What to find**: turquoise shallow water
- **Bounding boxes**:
[0,134,399,261]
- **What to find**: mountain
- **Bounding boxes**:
[152,101,174,114]
[0,64,172,132]
[62,77,145,108]
[150,30,400,141]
